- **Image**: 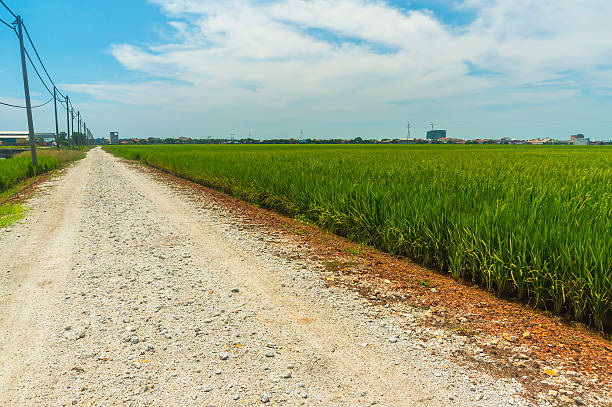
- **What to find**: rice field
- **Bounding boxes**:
[0,149,87,194]
[104,144,612,332]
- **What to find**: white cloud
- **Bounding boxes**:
[65,0,612,139]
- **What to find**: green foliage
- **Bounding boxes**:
[104,144,612,332]
[0,149,86,193]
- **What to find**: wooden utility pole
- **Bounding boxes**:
[70,108,74,149]
[65,95,70,149]
[15,15,38,166]
[53,87,60,149]
[77,111,81,149]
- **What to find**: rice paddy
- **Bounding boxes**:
[104,144,612,332]
[0,149,86,194]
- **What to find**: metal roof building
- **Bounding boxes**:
[0,131,56,145]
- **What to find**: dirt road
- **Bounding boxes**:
[0,148,543,406]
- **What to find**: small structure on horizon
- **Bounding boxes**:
[110,131,119,145]
[571,134,590,145]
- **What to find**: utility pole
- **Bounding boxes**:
[65,96,70,149]
[70,108,74,150]
[15,15,38,166]
[406,121,411,143]
[77,111,81,149]
[53,87,60,149]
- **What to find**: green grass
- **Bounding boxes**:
[0,148,88,230]
[0,149,86,194]
[104,144,612,332]
[0,204,24,228]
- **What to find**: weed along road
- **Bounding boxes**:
[0,148,607,406]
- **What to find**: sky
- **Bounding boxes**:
[1,0,612,141]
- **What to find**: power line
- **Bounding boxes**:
[23,44,54,97]
[0,0,16,19]
[1,5,91,148]
[5,14,73,111]
[7,26,55,97]
[0,96,53,109]
[22,22,65,98]
[0,15,14,30]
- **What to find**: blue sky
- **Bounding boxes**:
[1,0,612,140]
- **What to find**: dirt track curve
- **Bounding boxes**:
[0,148,592,406]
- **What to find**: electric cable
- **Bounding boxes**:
[23,44,55,97]
[0,96,53,108]
[0,15,14,30]
[9,27,55,97]
[0,0,16,19]
[0,0,92,147]
[2,1,88,137]
[22,22,65,98]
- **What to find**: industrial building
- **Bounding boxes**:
[0,131,56,146]
[426,129,447,140]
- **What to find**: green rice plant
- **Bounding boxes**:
[104,144,612,333]
[0,149,86,194]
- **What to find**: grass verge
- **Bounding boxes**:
[0,148,89,230]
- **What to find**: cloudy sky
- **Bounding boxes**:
[1,0,612,140]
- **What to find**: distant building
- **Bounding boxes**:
[571,134,590,145]
[437,137,465,144]
[528,137,553,145]
[426,129,447,140]
[110,131,119,145]
[573,137,590,145]
[0,131,54,146]
[391,138,416,144]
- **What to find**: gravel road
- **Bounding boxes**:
[0,148,539,406]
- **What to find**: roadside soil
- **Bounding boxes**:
[0,147,609,407]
